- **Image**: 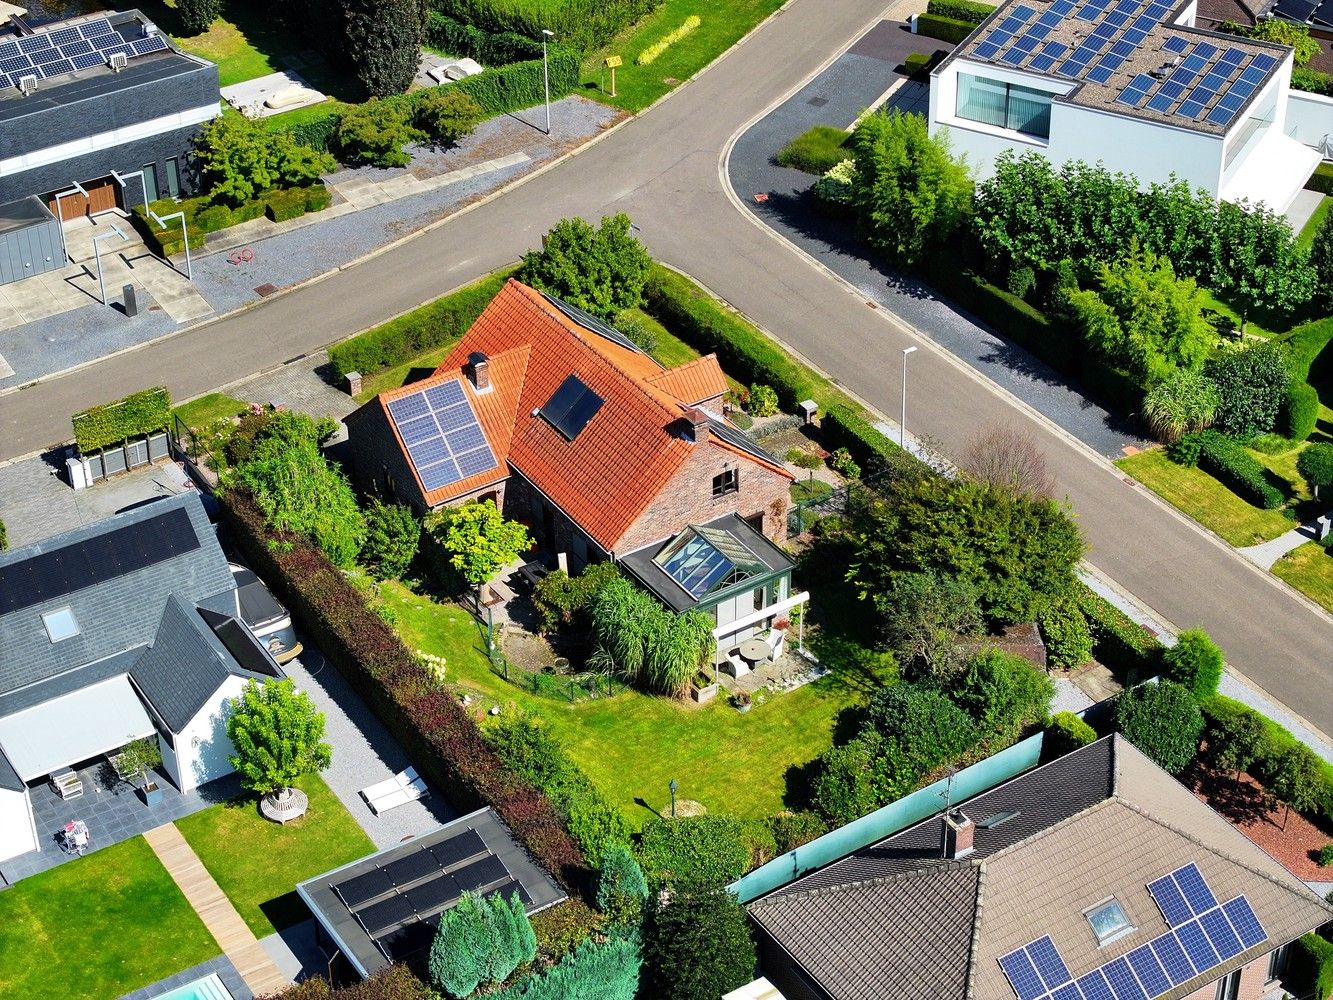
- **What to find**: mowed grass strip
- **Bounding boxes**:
[173,392,249,430]
[1272,542,1333,615]
[176,773,374,937]
[0,837,219,1000]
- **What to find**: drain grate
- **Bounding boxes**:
[254,283,279,297]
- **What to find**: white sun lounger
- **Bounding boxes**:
[361,766,429,815]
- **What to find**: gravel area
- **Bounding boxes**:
[1050,678,1095,714]
[726,21,1148,459]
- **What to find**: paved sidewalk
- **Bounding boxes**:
[143,823,289,997]
[1238,512,1332,569]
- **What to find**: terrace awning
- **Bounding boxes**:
[0,675,155,781]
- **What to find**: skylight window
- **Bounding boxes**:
[540,375,604,441]
[1085,898,1134,945]
[41,606,80,643]
[654,526,766,600]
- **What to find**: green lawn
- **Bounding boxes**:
[1272,542,1333,614]
[580,0,786,112]
[173,392,248,430]
[791,478,834,504]
[1298,196,1332,252]
[617,307,699,369]
[355,343,462,403]
[0,838,219,1000]
[382,580,870,826]
[1117,448,1295,547]
[176,773,374,936]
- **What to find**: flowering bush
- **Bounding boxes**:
[636,14,701,65]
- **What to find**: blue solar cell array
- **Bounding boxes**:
[1111,35,1280,127]
[386,379,499,494]
[0,16,164,87]
[997,880,1266,1000]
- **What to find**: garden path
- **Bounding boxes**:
[1238,511,1332,570]
[143,823,289,997]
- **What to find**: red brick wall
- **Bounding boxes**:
[613,437,791,555]
[1178,952,1282,1000]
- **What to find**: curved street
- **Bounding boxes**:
[1,0,1329,733]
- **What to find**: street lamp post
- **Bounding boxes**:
[92,224,129,306]
[900,346,918,449]
[148,208,192,280]
[669,778,678,818]
[541,29,554,135]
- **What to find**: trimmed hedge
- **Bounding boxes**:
[436,0,660,54]
[328,270,511,381]
[274,110,343,153]
[220,488,591,892]
[1293,66,1333,97]
[1187,430,1285,509]
[1071,582,1164,678]
[1282,381,1320,442]
[1309,163,1333,195]
[426,12,549,64]
[1284,316,1333,383]
[925,0,996,22]
[131,184,330,256]
[1296,933,1333,1000]
[265,185,332,223]
[72,386,171,453]
[1043,711,1098,761]
[916,12,978,43]
[1200,695,1333,824]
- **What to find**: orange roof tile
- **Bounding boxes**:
[646,355,728,405]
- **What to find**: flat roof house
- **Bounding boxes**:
[746,735,1333,1000]
[347,279,808,666]
[927,0,1322,209]
[0,9,218,218]
[0,493,283,867]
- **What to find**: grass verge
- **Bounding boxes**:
[1272,542,1333,614]
[1117,448,1295,547]
[0,837,219,1000]
[775,125,852,174]
[579,0,786,112]
[176,773,374,936]
[1297,196,1332,253]
[173,392,249,430]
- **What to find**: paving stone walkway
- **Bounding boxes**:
[1238,511,1332,570]
[143,823,289,997]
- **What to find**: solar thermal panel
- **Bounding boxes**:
[1126,946,1172,997]
[1028,937,1071,990]
[1221,897,1266,950]
[998,949,1048,1000]
[1173,864,1217,915]
[430,829,486,868]
[1102,958,1149,1000]
[1147,874,1193,926]
[384,849,442,887]
[1077,970,1117,1000]
[1199,908,1243,960]
[1176,919,1220,971]
[1150,933,1197,986]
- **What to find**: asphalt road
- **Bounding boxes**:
[2,0,1329,733]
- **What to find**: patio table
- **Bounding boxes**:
[738,638,772,663]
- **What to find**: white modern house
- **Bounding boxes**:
[0,493,283,865]
[927,0,1326,209]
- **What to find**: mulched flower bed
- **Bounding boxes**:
[1186,761,1333,880]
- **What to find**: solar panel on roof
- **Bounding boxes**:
[77,17,114,37]
[430,829,486,868]
[0,39,17,59]
[1002,48,1028,64]
[1276,0,1320,16]
[1116,73,1155,106]
[1173,863,1216,915]
[17,33,52,54]
[1251,52,1278,72]
[1147,873,1192,926]
[539,374,604,441]
[453,854,510,892]
[418,460,462,492]
[384,849,442,887]
[1163,35,1189,53]
[1086,64,1116,83]
[1051,986,1081,1000]
[1038,9,1064,25]
[0,54,30,74]
[1199,908,1243,959]
[337,867,394,909]
[1176,919,1220,971]
[1104,10,1130,25]
[1221,897,1266,950]
[976,40,1003,58]
[403,873,461,913]
[359,893,416,935]
[375,920,435,963]
[48,26,81,45]
[998,949,1047,1000]
[1102,957,1149,1000]
[0,72,8,88]
[131,35,169,55]
[39,59,74,78]
[62,39,94,56]
[1027,937,1071,990]
[32,46,66,65]
[1051,0,1078,12]
[1149,934,1197,986]
[1126,946,1171,996]
[1176,98,1205,118]
[1076,969,1117,1000]
[1144,91,1175,113]
[1219,47,1246,65]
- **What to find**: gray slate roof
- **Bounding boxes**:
[130,593,238,732]
[0,493,233,698]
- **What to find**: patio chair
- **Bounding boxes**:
[60,820,90,856]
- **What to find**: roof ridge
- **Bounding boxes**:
[964,861,987,1000]
[750,858,978,910]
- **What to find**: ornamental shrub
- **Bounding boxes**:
[747,383,780,417]
[589,577,713,697]
[1043,711,1097,760]
[518,214,652,321]
[811,729,921,825]
[1007,265,1036,300]
[1167,432,1204,467]
[828,447,861,479]
[864,683,979,771]
[337,99,420,168]
[1318,844,1333,867]
[641,886,755,1000]
[925,0,997,22]
[813,159,858,208]
[414,88,484,147]
[176,0,220,34]
[952,649,1054,744]
[344,0,423,98]
[776,125,851,175]
[1114,680,1204,774]
[915,12,977,42]
[361,500,419,580]
[1193,430,1285,509]
[1037,597,1094,669]
[1311,209,1333,314]
[635,816,752,890]
[489,932,640,1000]
[1298,442,1333,498]
[596,844,649,925]
[72,386,171,453]
[532,563,620,633]
[1162,628,1225,700]
[429,891,528,997]
[1142,369,1220,443]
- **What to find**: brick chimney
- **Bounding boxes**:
[465,352,490,391]
[684,407,709,445]
[941,809,975,860]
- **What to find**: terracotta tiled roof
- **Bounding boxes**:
[419,280,785,551]
[646,355,729,405]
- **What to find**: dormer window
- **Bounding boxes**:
[42,607,80,643]
[712,469,738,498]
[1085,898,1134,946]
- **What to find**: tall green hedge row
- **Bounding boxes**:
[426,12,549,64]
[1070,582,1164,678]
[1189,430,1286,509]
[436,0,661,54]
[924,0,996,23]
[131,185,330,257]
[1284,315,1333,384]
[220,487,591,892]
[1297,933,1333,1000]
[915,12,978,43]
[1309,163,1333,195]
[72,387,171,453]
[328,270,512,380]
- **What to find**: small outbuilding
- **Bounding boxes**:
[0,196,61,285]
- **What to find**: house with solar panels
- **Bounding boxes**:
[0,493,285,868]
[0,9,218,221]
[346,279,810,666]
[927,0,1323,210]
[744,734,1333,1000]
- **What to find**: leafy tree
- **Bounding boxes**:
[361,500,419,580]
[1208,200,1315,320]
[487,933,640,1000]
[226,678,332,798]
[641,886,756,1000]
[1163,629,1224,700]
[226,434,367,568]
[864,683,979,772]
[847,109,973,265]
[952,649,1054,743]
[597,844,649,925]
[0,517,7,551]
[532,562,620,632]
[1268,743,1324,830]
[518,214,653,320]
[194,116,335,206]
[1114,681,1204,775]
[881,571,983,681]
[1204,342,1291,438]
[176,0,221,34]
[1068,249,1215,385]
[1207,710,1266,779]
[635,816,752,890]
[1311,211,1333,314]
[1298,442,1333,500]
[428,499,530,586]
[1221,18,1320,66]
[343,0,423,98]
[1142,369,1221,443]
[336,99,420,168]
[1037,597,1093,669]
[810,729,919,825]
[414,88,483,146]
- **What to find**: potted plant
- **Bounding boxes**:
[691,670,718,703]
[732,690,752,713]
[118,737,164,806]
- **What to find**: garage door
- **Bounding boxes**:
[47,177,119,220]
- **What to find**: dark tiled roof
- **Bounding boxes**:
[130,594,235,732]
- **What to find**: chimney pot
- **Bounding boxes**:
[466,352,490,391]
[941,809,975,860]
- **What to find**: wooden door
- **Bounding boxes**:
[47,177,119,220]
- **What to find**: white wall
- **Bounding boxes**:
[0,787,37,863]
[173,675,248,794]
[1287,89,1333,149]
[1047,102,1224,193]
